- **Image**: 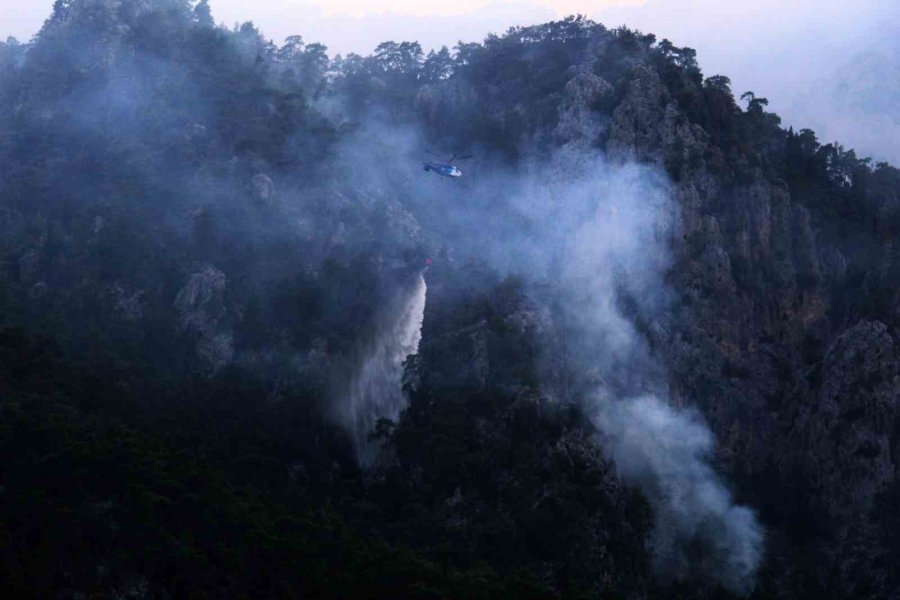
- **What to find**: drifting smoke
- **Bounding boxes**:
[545,155,762,595]
[312,68,763,590]
[555,162,763,594]
[338,273,428,464]
[598,396,764,595]
[405,145,764,593]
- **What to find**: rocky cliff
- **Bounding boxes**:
[1,5,899,599]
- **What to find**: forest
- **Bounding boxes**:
[1,1,899,599]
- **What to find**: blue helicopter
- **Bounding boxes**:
[423,151,472,178]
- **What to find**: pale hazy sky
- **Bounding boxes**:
[1,1,640,47]
[3,1,889,71]
[0,1,889,63]
[1,0,897,161]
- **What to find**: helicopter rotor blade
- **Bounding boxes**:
[456,154,474,160]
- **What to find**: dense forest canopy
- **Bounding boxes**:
[1,1,899,599]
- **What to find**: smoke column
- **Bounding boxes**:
[339,273,428,465]
[335,115,763,590]
[550,156,763,595]
[597,396,763,594]
[416,150,764,593]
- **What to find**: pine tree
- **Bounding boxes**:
[193,0,214,28]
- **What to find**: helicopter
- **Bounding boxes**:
[422,151,472,178]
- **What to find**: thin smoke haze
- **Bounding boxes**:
[6,0,895,162]
[369,127,765,590]
[6,1,892,595]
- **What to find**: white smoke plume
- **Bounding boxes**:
[597,396,764,595]
[542,155,763,595]
[338,273,428,465]
[414,148,764,594]
[329,115,763,591]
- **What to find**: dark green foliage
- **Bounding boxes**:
[0,328,569,599]
[337,267,653,597]
[193,0,213,28]
[0,1,898,599]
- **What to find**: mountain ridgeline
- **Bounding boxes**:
[1,1,899,599]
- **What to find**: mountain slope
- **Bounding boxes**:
[1,2,899,599]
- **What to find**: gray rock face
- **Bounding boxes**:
[608,66,708,167]
[384,198,423,245]
[602,62,900,595]
[554,68,612,149]
[174,266,233,371]
[800,320,898,519]
[784,321,899,596]
[251,173,274,203]
[174,266,226,321]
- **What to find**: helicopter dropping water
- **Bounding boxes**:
[422,151,472,178]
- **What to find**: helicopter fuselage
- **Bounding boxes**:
[423,162,462,178]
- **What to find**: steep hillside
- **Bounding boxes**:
[1,2,899,599]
